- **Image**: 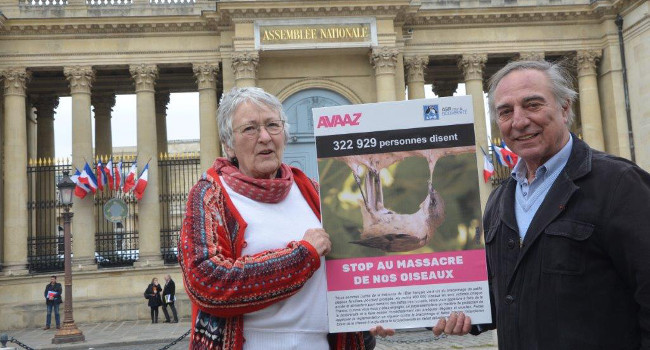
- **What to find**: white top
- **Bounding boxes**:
[222,179,329,350]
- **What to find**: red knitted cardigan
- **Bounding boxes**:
[179,164,368,350]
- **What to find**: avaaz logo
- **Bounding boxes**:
[316,113,362,128]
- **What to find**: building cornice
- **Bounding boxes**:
[0,16,222,36]
[407,0,631,26]
[216,0,413,24]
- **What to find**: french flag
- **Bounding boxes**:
[114,160,123,191]
[134,163,149,200]
[492,144,514,168]
[123,162,138,193]
[79,162,98,194]
[71,168,90,199]
[96,160,107,192]
[104,159,114,191]
[483,153,495,183]
[500,141,519,168]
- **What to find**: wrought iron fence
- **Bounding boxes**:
[94,156,140,267]
[26,159,70,273]
[159,153,201,264]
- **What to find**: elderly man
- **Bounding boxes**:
[433,60,650,349]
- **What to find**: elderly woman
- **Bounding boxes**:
[179,87,390,350]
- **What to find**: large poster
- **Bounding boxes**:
[313,96,491,332]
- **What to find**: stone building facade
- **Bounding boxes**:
[0,0,648,329]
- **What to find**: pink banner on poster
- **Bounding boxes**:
[326,249,487,292]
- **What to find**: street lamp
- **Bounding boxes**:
[52,170,85,344]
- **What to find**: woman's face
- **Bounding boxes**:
[225,101,286,179]
[153,278,158,285]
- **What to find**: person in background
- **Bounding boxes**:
[144,277,163,324]
[432,60,650,349]
[179,87,392,350]
[162,274,179,323]
[44,275,62,330]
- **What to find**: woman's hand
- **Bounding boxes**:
[302,228,331,256]
[432,312,472,339]
[370,325,395,338]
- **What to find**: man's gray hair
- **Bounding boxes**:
[487,60,578,126]
[217,87,290,151]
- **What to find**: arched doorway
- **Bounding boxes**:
[282,89,350,180]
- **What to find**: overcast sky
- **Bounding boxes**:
[53,84,487,159]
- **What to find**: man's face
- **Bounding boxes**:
[494,69,570,170]
[50,277,56,284]
[165,275,170,283]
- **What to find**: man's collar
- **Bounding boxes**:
[510,134,573,183]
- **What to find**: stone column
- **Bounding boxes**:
[92,93,116,158]
[518,51,545,61]
[130,64,163,267]
[458,54,491,213]
[193,63,221,170]
[599,18,631,159]
[0,96,4,266]
[34,95,59,252]
[2,68,31,275]
[370,47,399,102]
[405,56,429,100]
[26,101,37,162]
[64,66,97,270]
[232,52,258,88]
[394,53,406,101]
[221,31,236,93]
[155,91,170,156]
[34,95,58,161]
[432,80,458,97]
[576,50,605,151]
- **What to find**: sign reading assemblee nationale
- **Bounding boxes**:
[312,96,492,332]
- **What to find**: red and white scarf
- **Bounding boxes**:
[213,158,293,203]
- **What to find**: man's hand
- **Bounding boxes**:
[370,325,395,338]
[302,228,332,256]
[432,312,472,339]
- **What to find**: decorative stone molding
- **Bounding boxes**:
[2,68,32,97]
[276,78,364,105]
[129,64,158,92]
[33,95,59,119]
[370,47,399,76]
[432,80,458,97]
[458,54,487,81]
[231,52,259,81]
[155,91,170,114]
[64,66,95,95]
[91,93,116,116]
[518,51,545,61]
[576,50,602,77]
[404,56,429,83]
[410,7,605,26]
[5,21,220,36]
[192,63,220,90]
[219,4,411,20]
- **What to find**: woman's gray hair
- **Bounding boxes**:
[487,60,578,126]
[217,87,290,150]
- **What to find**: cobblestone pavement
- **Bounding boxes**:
[1,321,497,350]
[376,329,497,349]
